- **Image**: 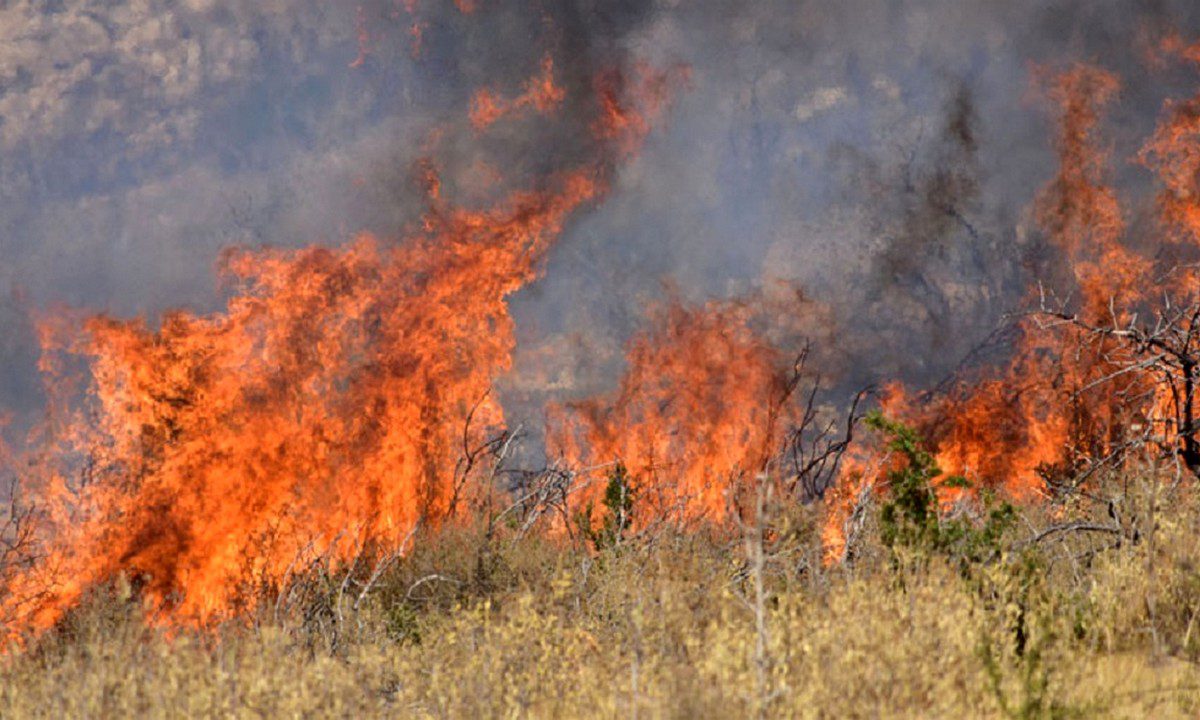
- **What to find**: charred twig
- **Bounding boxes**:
[353,521,420,612]
[1036,286,1200,477]
[786,385,870,500]
[448,391,510,518]
[1023,521,1122,546]
[405,574,463,603]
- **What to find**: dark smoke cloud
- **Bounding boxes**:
[512,0,1200,406]
[4,0,1200,441]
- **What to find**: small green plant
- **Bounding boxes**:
[867,411,1016,566]
[978,553,1079,720]
[867,413,1069,716]
[577,463,637,551]
[868,412,943,553]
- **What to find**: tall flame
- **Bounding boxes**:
[552,290,835,527]
[4,172,597,634]
[0,46,688,638]
[822,63,1157,561]
[1142,37,1200,262]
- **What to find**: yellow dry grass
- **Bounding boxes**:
[2,470,1199,718]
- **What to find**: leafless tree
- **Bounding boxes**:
[768,344,870,501]
[0,475,36,574]
[1036,283,1200,479]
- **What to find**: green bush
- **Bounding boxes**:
[868,411,1017,568]
[577,463,637,551]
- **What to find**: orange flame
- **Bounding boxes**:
[1142,37,1200,257]
[470,55,565,130]
[554,300,792,525]
[349,6,371,69]
[821,63,1156,561]
[3,172,598,636]
[1035,64,1146,316]
[552,290,835,529]
[0,48,690,638]
[593,64,693,158]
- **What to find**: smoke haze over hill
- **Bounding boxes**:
[3,0,1200,435]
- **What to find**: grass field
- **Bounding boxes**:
[3,462,1199,719]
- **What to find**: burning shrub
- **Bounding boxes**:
[552,291,850,535]
[866,412,1017,568]
[0,173,601,638]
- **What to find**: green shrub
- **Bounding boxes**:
[867,411,1017,568]
[577,463,637,551]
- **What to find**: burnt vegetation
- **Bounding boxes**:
[3,400,1200,717]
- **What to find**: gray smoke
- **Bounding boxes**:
[3,0,1200,444]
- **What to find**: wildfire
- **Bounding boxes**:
[470,55,565,130]
[1034,65,1144,315]
[550,286,838,529]
[593,64,693,159]
[2,172,598,635]
[0,43,692,638]
[349,6,371,69]
[554,299,794,526]
[920,63,1148,495]
[822,56,1200,562]
[8,2,1200,645]
[1142,37,1200,258]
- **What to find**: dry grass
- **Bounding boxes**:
[2,470,1200,718]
